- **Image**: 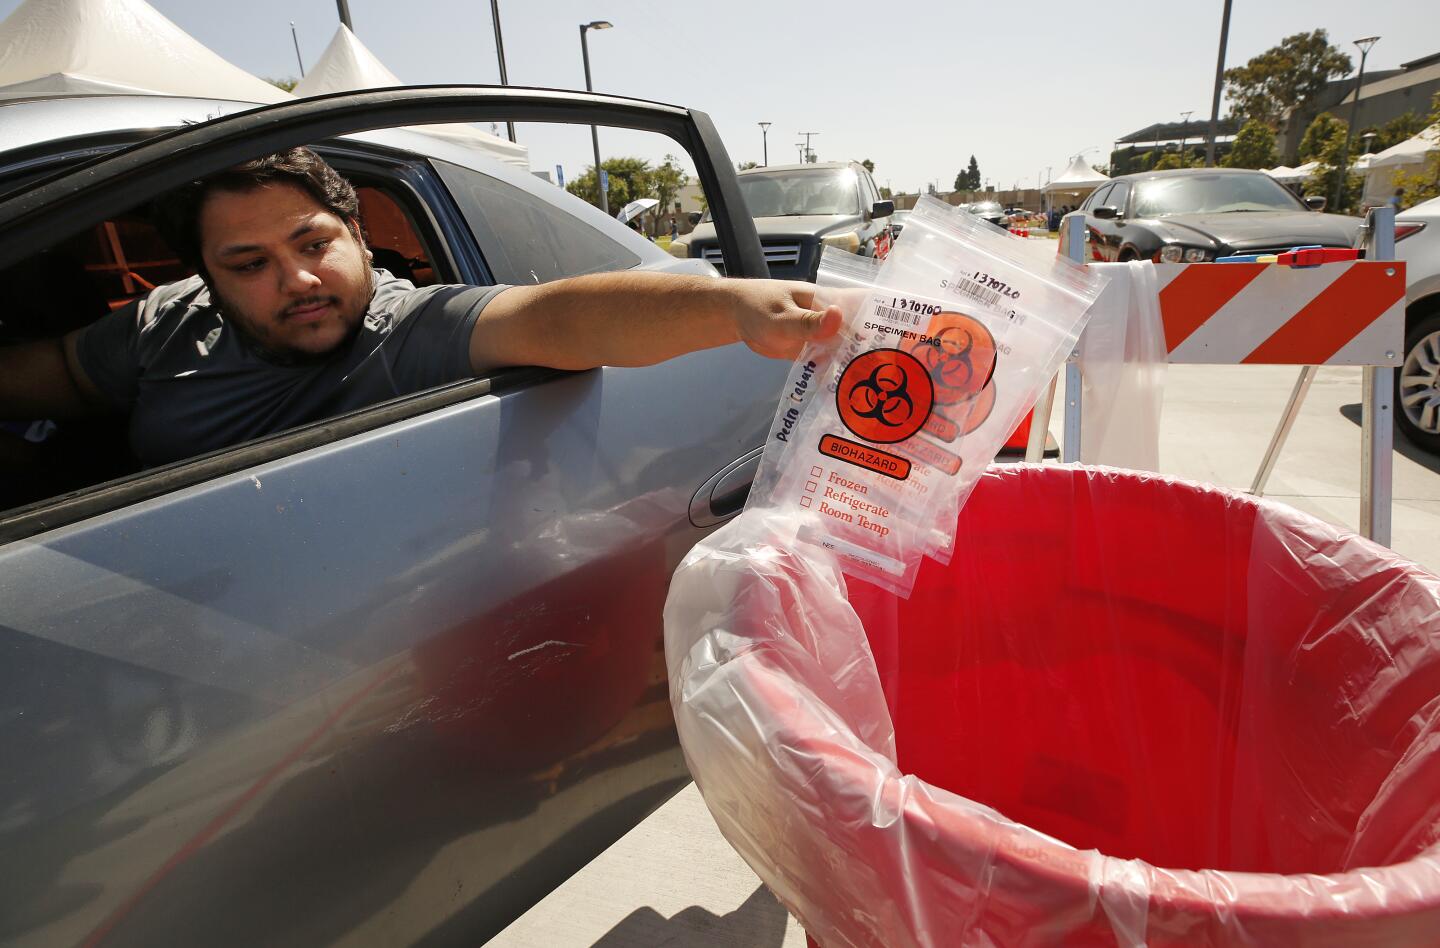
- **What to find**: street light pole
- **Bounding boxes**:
[1179,110,1195,164]
[1204,0,1233,167]
[759,122,771,166]
[490,0,516,142]
[290,21,305,77]
[579,20,613,215]
[1334,36,1381,212]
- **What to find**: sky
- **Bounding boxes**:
[1,0,1435,195]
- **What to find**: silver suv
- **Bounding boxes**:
[675,160,894,280]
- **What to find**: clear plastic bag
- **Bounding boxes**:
[1077,261,1167,471]
[746,198,1111,596]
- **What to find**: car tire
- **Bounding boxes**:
[1396,309,1440,454]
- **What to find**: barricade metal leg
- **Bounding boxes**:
[1250,366,1317,497]
[1063,359,1082,463]
[1361,205,1397,546]
[1062,218,1087,464]
[1362,365,1394,546]
[1026,373,1057,463]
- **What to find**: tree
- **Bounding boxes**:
[879,186,892,199]
[953,171,968,192]
[1360,111,1427,153]
[265,77,298,92]
[1298,113,1345,163]
[650,155,690,235]
[861,158,875,174]
[965,155,981,190]
[737,160,759,171]
[566,156,652,210]
[1308,117,1362,212]
[1223,30,1352,129]
[1221,118,1278,169]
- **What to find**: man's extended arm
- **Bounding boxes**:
[0,330,109,419]
[467,273,842,374]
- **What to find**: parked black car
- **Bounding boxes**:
[1060,168,1360,263]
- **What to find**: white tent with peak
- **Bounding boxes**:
[0,0,288,102]
[1041,155,1110,211]
[294,25,528,169]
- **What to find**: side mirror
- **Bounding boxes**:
[871,200,895,219]
[1092,205,1120,220]
[1304,195,1327,212]
[687,212,702,226]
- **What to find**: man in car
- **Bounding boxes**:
[0,148,841,468]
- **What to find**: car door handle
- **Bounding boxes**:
[689,446,764,528]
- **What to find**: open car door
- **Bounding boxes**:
[0,88,775,946]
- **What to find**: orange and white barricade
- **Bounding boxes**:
[1029,207,1404,546]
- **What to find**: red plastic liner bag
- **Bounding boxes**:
[664,464,1440,946]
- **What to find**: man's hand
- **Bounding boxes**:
[728,280,843,360]
[470,272,845,374]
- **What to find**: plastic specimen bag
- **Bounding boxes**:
[746,197,1111,596]
[665,465,1440,946]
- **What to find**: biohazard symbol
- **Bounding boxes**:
[836,348,934,444]
[904,312,998,407]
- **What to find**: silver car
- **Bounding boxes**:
[0,88,780,945]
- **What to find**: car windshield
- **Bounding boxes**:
[735,169,861,217]
[1131,173,1305,217]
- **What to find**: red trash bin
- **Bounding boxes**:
[666,465,1440,947]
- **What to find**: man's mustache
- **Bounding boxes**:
[281,296,340,318]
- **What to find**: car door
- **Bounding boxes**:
[0,88,777,947]
[1082,183,1119,261]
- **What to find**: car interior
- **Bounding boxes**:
[0,165,443,515]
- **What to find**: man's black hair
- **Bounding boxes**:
[153,147,361,278]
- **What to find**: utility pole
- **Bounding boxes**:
[799,131,819,162]
[1204,0,1233,167]
[490,0,516,142]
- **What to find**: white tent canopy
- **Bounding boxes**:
[1368,124,1440,171]
[0,0,288,102]
[1363,125,1439,206]
[294,26,528,170]
[1042,155,1110,193]
[1266,161,1319,184]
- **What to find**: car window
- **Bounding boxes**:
[1132,173,1307,217]
[431,158,640,285]
[0,160,453,515]
[1083,185,1112,211]
[1105,182,1130,213]
[734,169,862,217]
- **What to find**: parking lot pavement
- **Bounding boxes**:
[489,362,1440,947]
[486,782,806,947]
[1149,364,1440,574]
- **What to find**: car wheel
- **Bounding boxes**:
[1396,310,1440,453]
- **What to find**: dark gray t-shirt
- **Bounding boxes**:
[76,270,507,467]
